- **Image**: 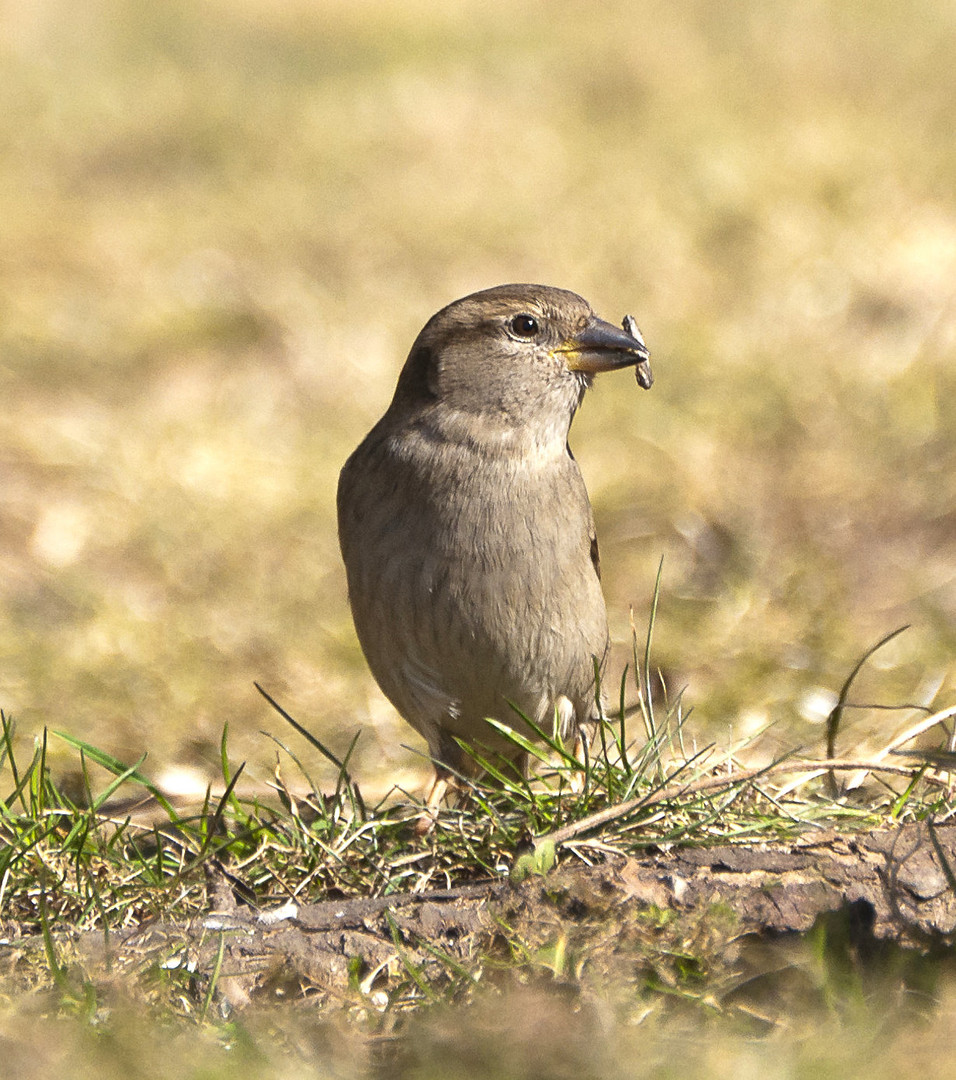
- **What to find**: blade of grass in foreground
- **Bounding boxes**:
[53,731,180,820]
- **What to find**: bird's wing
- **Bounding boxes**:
[401,654,462,723]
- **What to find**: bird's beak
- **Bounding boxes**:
[561,316,653,389]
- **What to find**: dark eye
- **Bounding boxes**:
[510,314,539,338]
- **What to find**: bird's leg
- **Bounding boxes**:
[553,696,589,794]
[569,734,587,794]
[569,716,598,795]
[425,770,449,811]
[412,768,451,835]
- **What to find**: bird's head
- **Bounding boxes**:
[389,284,652,450]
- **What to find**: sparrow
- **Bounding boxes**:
[337,284,652,808]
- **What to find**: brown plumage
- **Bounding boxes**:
[337,284,651,798]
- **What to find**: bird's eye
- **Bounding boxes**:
[510,314,539,338]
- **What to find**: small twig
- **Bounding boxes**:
[539,757,930,848]
[845,704,956,790]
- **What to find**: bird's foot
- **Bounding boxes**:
[412,773,449,836]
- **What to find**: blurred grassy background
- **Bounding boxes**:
[1,0,954,794]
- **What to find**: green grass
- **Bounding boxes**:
[2,694,956,1075]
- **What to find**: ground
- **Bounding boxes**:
[2,2,956,1075]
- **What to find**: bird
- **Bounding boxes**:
[337,284,652,812]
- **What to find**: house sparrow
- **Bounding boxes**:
[338,284,651,808]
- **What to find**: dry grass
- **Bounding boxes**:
[2,0,954,792]
[2,959,956,1080]
[1,1,956,1067]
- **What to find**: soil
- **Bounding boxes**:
[16,821,956,1014]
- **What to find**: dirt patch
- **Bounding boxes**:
[7,821,955,1015]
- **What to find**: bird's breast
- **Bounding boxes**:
[338,424,609,733]
[348,432,602,617]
